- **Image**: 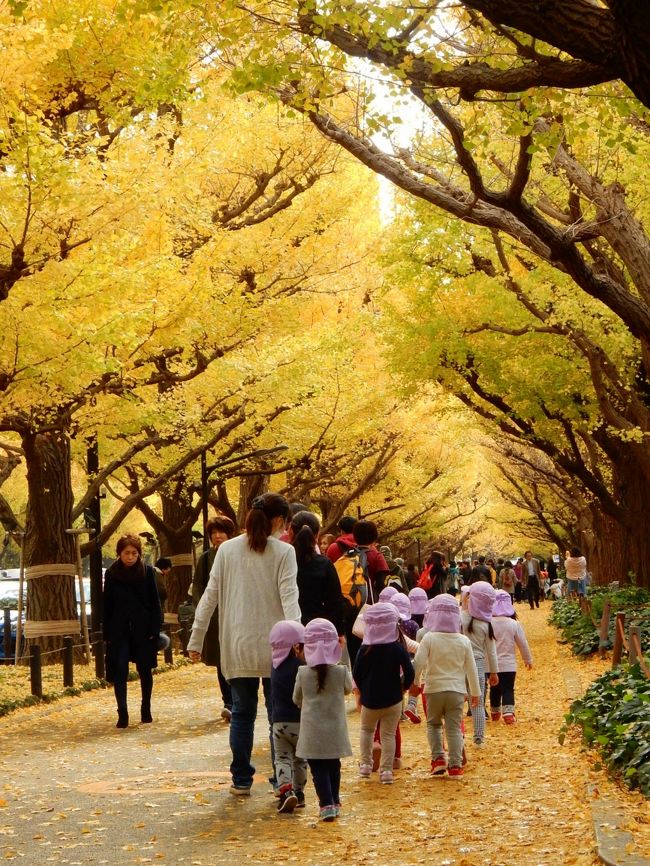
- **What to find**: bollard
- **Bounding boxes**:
[63,637,74,688]
[612,612,626,668]
[3,608,11,664]
[629,627,641,665]
[30,644,43,698]
[163,623,173,664]
[598,598,611,658]
[93,631,105,680]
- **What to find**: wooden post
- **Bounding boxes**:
[612,612,626,668]
[66,528,92,663]
[93,631,105,680]
[63,636,74,687]
[30,644,42,698]
[15,531,25,664]
[629,627,641,665]
[598,598,611,658]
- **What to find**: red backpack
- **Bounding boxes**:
[417,563,433,591]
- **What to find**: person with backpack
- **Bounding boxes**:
[334,520,389,665]
[418,550,448,599]
[325,516,357,563]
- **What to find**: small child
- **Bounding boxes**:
[269,620,308,814]
[411,594,480,778]
[408,587,428,628]
[489,591,533,724]
[353,603,415,784]
[293,618,352,822]
[461,581,498,746]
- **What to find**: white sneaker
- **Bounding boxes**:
[359,764,372,778]
[380,770,394,784]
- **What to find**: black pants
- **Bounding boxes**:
[489,671,516,712]
[217,667,232,710]
[514,582,524,603]
[112,640,153,711]
[527,578,540,608]
[308,758,341,807]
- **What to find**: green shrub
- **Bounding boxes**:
[561,664,650,797]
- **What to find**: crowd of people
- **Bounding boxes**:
[103,501,594,823]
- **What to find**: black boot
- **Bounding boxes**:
[141,703,153,723]
[116,708,129,729]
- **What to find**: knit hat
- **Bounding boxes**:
[269,620,306,669]
[363,602,400,645]
[467,580,497,622]
[391,592,412,621]
[378,585,399,602]
[303,618,342,666]
[423,594,461,633]
[408,587,428,615]
[493,590,515,618]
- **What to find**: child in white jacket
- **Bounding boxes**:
[411,594,480,778]
[489,590,533,724]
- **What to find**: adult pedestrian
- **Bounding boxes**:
[103,534,163,729]
[191,515,236,722]
[188,493,301,795]
[288,510,345,634]
[564,547,588,599]
[422,550,448,599]
[523,550,542,609]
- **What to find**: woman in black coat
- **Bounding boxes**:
[103,535,163,728]
[288,511,344,635]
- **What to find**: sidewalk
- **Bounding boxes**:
[1,607,649,865]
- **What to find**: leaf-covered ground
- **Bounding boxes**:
[0,607,649,865]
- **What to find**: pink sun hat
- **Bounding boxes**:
[423,593,461,633]
[303,618,342,666]
[467,580,497,622]
[408,587,428,615]
[493,590,515,618]
[378,585,399,602]
[269,620,306,669]
[363,602,400,645]
[391,592,412,621]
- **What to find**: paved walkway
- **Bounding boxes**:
[1,607,649,865]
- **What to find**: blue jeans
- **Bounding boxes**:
[229,677,272,789]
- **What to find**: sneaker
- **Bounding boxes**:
[220,707,232,723]
[491,711,501,722]
[295,790,306,809]
[229,785,251,796]
[404,707,422,724]
[503,713,516,725]
[380,770,394,785]
[358,764,372,779]
[473,738,485,748]
[277,787,298,814]
[448,765,464,778]
[430,757,447,776]
[319,805,337,822]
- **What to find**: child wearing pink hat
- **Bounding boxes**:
[269,620,307,814]
[411,594,480,777]
[489,591,533,724]
[293,618,352,822]
[461,581,498,747]
[353,603,415,785]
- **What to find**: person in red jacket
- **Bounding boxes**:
[326,516,357,563]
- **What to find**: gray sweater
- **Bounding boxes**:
[293,664,353,760]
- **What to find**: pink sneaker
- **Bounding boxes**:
[447,765,464,778]
[503,713,516,725]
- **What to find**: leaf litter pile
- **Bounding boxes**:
[0,607,649,865]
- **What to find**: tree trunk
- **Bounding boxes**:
[587,461,650,588]
[158,492,195,616]
[237,474,268,527]
[22,431,78,662]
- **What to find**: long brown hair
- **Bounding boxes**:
[245,493,290,553]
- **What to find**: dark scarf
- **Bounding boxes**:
[105,559,145,584]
